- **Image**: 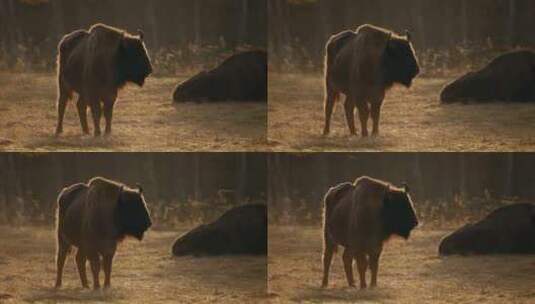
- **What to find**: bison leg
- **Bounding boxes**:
[356,103,369,137]
[370,103,381,136]
[88,255,101,289]
[103,98,116,135]
[55,90,70,136]
[321,243,336,287]
[323,90,338,135]
[369,251,381,288]
[355,253,368,289]
[343,98,357,136]
[342,248,355,287]
[75,250,89,288]
[76,97,89,135]
[102,253,114,288]
[54,240,71,288]
[89,102,102,137]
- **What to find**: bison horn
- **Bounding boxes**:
[137,29,144,40]
[405,30,412,41]
[136,183,143,194]
[402,182,410,193]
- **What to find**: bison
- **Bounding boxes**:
[322,176,418,289]
[440,50,535,103]
[439,203,535,255]
[55,177,152,289]
[172,204,267,256]
[323,24,420,137]
[55,23,153,136]
[172,50,267,102]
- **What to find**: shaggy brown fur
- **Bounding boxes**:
[323,24,419,137]
[440,50,535,103]
[322,176,418,289]
[439,203,535,255]
[55,177,152,289]
[55,23,152,136]
[172,204,267,256]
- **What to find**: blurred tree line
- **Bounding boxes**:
[269,0,535,72]
[0,0,266,73]
[0,153,266,226]
[268,153,534,225]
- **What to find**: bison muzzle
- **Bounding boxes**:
[55,23,152,136]
[172,204,267,256]
[322,176,418,289]
[323,24,419,137]
[55,177,152,289]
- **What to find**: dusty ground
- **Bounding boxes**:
[268,225,535,304]
[268,73,535,151]
[0,72,267,151]
[0,226,267,303]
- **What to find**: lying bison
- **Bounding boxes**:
[55,177,152,289]
[439,203,535,255]
[323,24,420,137]
[322,176,418,289]
[172,204,267,256]
[172,50,267,102]
[440,50,535,103]
[56,23,152,136]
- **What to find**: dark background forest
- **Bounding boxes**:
[269,0,535,72]
[0,0,266,73]
[268,153,534,225]
[0,153,267,226]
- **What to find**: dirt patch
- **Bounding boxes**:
[268,225,535,304]
[268,73,535,151]
[0,226,267,303]
[0,72,267,151]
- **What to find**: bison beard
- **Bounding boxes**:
[172,204,267,256]
[439,203,535,255]
[55,23,152,136]
[440,50,535,103]
[322,176,418,289]
[172,50,267,102]
[323,24,419,137]
[55,177,152,289]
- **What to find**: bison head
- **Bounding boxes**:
[114,186,152,241]
[382,34,420,88]
[117,32,152,87]
[440,72,496,103]
[171,224,230,256]
[172,71,224,102]
[382,185,418,240]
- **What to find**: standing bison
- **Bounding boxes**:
[172,50,267,102]
[439,203,535,255]
[172,204,267,256]
[55,177,152,289]
[55,23,153,136]
[323,24,420,137]
[440,50,535,103]
[322,176,418,289]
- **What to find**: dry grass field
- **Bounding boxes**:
[0,72,267,151]
[268,225,535,304]
[0,226,267,303]
[268,73,535,151]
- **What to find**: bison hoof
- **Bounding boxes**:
[360,284,367,290]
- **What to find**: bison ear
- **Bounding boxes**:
[405,30,412,42]
[402,182,410,193]
[137,29,144,41]
[136,183,143,194]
